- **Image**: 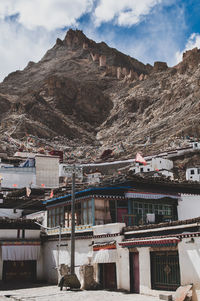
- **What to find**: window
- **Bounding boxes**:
[64,203,81,228]
[82,199,93,225]
[198,169,200,174]
[48,206,64,228]
[140,168,144,172]
[190,170,195,175]
[132,201,173,224]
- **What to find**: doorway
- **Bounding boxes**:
[151,251,180,291]
[99,263,117,290]
[130,252,140,293]
[3,260,37,282]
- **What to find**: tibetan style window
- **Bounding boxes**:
[64,203,81,228]
[48,207,65,228]
[131,201,174,225]
[82,199,92,225]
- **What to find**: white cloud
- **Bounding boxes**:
[93,0,163,27]
[176,33,200,63]
[0,0,93,30]
[0,19,65,82]
[0,0,94,82]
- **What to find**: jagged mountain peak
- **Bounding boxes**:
[0,29,200,160]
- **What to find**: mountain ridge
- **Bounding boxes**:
[0,29,200,162]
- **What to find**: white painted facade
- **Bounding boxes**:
[0,209,23,219]
[130,158,173,179]
[35,155,59,188]
[26,211,47,228]
[178,236,200,300]
[178,194,200,220]
[186,167,200,182]
[59,164,83,182]
[117,237,200,299]
[151,158,173,171]
[191,142,200,150]
[0,228,43,281]
[43,223,126,287]
[0,167,36,189]
[86,172,101,184]
[0,155,59,189]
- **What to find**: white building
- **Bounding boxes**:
[59,164,83,183]
[0,155,59,189]
[120,218,200,299]
[186,167,200,182]
[86,171,102,184]
[178,194,200,220]
[191,142,200,150]
[130,158,174,180]
[0,218,43,283]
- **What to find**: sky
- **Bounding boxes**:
[0,0,200,82]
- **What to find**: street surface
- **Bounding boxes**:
[0,285,160,301]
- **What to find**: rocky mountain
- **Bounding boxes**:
[0,29,200,162]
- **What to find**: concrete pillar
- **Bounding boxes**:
[139,248,151,294]
[99,55,106,67]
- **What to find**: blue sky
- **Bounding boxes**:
[0,0,200,82]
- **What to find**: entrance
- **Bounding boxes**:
[99,263,117,290]
[3,260,37,282]
[151,251,180,291]
[117,208,128,224]
[130,252,140,293]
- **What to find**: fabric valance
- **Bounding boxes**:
[2,245,40,261]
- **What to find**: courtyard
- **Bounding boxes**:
[0,285,160,301]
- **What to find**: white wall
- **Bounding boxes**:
[0,209,22,219]
[186,168,200,182]
[151,158,173,171]
[178,237,200,301]
[0,229,40,240]
[35,156,59,188]
[43,238,91,284]
[139,248,152,295]
[59,164,83,181]
[178,194,200,220]
[43,223,126,285]
[117,247,130,291]
[0,167,36,188]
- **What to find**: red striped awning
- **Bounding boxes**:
[119,237,180,248]
[93,241,116,251]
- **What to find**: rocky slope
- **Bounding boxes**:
[0,29,200,161]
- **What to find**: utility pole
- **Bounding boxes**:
[70,165,75,274]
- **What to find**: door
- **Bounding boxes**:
[117,208,128,223]
[3,260,37,282]
[151,251,180,291]
[130,252,140,293]
[99,263,117,290]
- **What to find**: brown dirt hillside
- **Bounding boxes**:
[0,29,200,162]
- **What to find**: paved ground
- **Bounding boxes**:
[0,285,160,301]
